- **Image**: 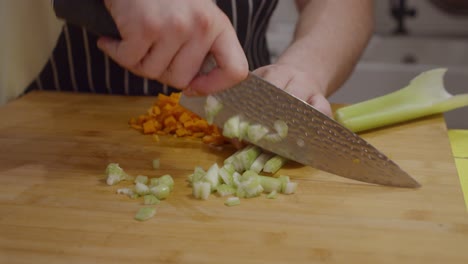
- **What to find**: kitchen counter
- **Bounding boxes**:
[1,91,467,264]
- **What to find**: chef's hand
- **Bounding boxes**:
[97,0,248,95]
[253,64,333,118]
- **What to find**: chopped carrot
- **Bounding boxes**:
[129,92,227,146]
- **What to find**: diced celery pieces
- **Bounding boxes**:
[152,159,160,169]
[135,175,149,184]
[259,175,282,193]
[135,207,156,221]
[264,133,283,143]
[116,188,133,196]
[222,115,240,139]
[278,175,290,193]
[284,182,298,195]
[219,164,235,186]
[135,182,151,195]
[216,184,236,197]
[263,155,288,174]
[335,68,468,132]
[204,95,223,124]
[266,190,278,199]
[238,121,250,140]
[158,174,174,191]
[273,120,288,138]
[188,166,206,185]
[247,124,269,142]
[105,163,128,185]
[193,182,211,200]
[239,146,262,170]
[224,197,241,207]
[204,163,220,191]
[224,149,242,165]
[143,194,161,205]
[149,177,159,187]
[232,172,242,188]
[250,153,273,173]
[150,184,171,200]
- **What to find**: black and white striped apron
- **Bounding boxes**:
[27,0,279,96]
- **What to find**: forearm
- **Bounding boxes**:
[276,0,374,97]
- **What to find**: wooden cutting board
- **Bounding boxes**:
[1,91,467,264]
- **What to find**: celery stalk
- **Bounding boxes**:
[238,146,262,170]
[335,68,468,132]
[216,184,236,196]
[258,175,282,193]
[222,115,240,138]
[219,164,235,186]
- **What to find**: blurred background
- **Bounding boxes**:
[268,0,468,129]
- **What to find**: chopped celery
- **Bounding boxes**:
[237,170,263,198]
[135,182,150,195]
[150,184,170,200]
[224,197,241,206]
[158,175,174,191]
[222,115,240,138]
[264,133,283,143]
[258,175,282,193]
[219,164,235,186]
[224,149,242,165]
[204,163,220,191]
[247,124,269,142]
[135,207,156,221]
[204,95,223,124]
[152,159,160,169]
[250,153,273,173]
[278,175,290,193]
[273,120,288,138]
[266,190,278,199]
[193,182,211,200]
[263,155,288,174]
[231,145,254,172]
[335,68,468,132]
[232,172,242,188]
[143,194,161,205]
[116,188,133,196]
[149,177,159,187]
[105,163,129,185]
[135,175,148,185]
[216,184,236,197]
[283,182,298,195]
[188,166,206,185]
[238,146,262,170]
[238,121,250,140]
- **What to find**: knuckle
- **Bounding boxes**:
[193,11,213,34]
[167,15,190,36]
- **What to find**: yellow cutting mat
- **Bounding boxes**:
[448,129,468,209]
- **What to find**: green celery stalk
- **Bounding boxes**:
[335,68,468,133]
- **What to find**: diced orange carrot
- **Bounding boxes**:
[143,120,156,134]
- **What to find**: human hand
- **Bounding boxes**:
[97,0,248,95]
[253,64,333,118]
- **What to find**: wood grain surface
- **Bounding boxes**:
[0,91,467,264]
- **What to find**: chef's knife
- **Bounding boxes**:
[53,0,421,188]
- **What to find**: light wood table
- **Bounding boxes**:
[1,91,467,264]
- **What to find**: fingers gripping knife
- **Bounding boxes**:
[52,0,420,188]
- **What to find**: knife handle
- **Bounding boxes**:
[52,0,217,73]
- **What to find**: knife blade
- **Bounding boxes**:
[53,0,420,188]
[179,75,420,188]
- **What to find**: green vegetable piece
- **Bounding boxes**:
[335,68,468,133]
[283,182,298,195]
[135,175,148,185]
[188,166,206,185]
[135,207,156,221]
[219,164,235,186]
[204,163,220,191]
[216,184,236,197]
[259,175,282,193]
[105,163,128,185]
[263,155,288,174]
[278,175,290,193]
[273,120,288,138]
[247,124,269,142]
[149,177,159,187]
[224,149,242,165]
[266,190,278,199]
[116,188,133,196]
[250,153,273,173]
[238,121,250,141]
[135,182,150,195]
[143,194,161,205]
[158,174,174,191]
[238,146,262,170]
[224,197,241,207]
[204,95,223,125]
[193,181,211,200]
[152,159,160,169]
[222,115,240,139]
[150,184,171,200]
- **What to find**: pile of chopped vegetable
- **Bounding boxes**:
[129,92,227,146]
[104,161,174,221]
[188,144,296,205]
